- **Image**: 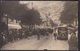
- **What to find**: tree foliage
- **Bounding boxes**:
[2,1,29,20]
[49,19,57,27]
[20,8,42,25]
[60,1,78,24]
[1,1,42,25]
[0,2,8,32]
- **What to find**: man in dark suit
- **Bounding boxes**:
[68,32,78,50]
[0,21,8,49]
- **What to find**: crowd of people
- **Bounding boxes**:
[0,27,54,48]
[0,25,78,50]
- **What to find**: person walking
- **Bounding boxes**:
[54,33,57,40]
[53,29,57,40]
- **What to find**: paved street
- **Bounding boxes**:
[1,34,69,50]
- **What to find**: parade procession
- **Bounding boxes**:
[0,23,78,50]
[0,1,78,50]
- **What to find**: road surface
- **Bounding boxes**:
[1,34,69,50]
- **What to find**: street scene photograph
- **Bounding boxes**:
[0,1,78,50]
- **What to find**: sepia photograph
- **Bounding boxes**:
[0,1,78,50]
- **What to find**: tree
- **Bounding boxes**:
[60,1,78,24]
[45,13,57,27]
[20,8,42,26]
[2,1,29,20]
[0,1,8,32]
[49,19,57,27]
[1,1,42,27]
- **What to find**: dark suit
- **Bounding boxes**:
[0,22,8,49]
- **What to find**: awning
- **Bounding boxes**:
[8,24,22,29]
